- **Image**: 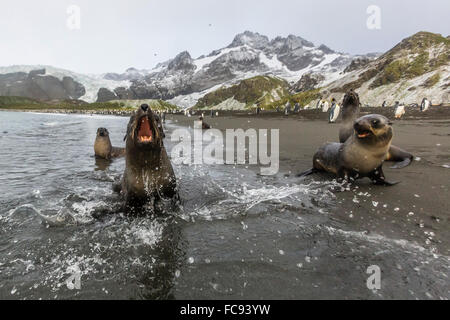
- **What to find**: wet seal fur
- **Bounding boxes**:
[94,128,125,159]
[339,90,413,169]
[298,114,399,185]
[116,104,178,213]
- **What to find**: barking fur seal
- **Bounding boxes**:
[118,104,178,213]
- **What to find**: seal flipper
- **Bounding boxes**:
[369,166,400,186]
[387,145,413,169]
[390,157,412,169]
[112,179,122,193]
[296,168,318,177]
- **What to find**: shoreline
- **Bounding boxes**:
[3,104,450,121]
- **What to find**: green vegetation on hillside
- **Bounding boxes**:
[423,73,441,87]
[370,32,449,89]
[265,89,321,110]
[386,31,450,57]
[194,76,289,109]
[0,96,42,107]
[0,96,180,111]
[107,99,179,110]
[332,32,449,92]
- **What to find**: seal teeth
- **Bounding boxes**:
[139,136,152,142]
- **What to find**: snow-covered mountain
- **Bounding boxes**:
[0,65,131,102]
[0,31,379,106]
[97,31,370,107]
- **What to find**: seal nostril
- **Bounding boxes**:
[141,104,149,112]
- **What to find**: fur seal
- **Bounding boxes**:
[339,91,413,169]
[298,114,398,185]
[118,104,178,213]
[94,128,125,159]
[199,116,211,129]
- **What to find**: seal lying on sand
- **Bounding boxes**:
[339,90,413,169]
[298,114,399,185]
[199,116,211,129]
[94,128,125,159]
[116,104,178,213]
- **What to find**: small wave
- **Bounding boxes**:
[8,204,81,227]
[181,181,336,221]
[321,225,448,261]
[41,121,59,127]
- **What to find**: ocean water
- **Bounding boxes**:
[0,111,448,299]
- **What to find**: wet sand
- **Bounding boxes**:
[169,112,450,255]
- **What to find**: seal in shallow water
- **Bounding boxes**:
[118,104,178,213]
[298,114,399,185]
[94,128,125,159]
[339,90,413,169]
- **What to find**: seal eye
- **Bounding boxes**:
[371,119,379,127]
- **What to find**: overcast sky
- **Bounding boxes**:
[0,0,448,74]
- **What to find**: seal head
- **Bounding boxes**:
[353,114,393,146]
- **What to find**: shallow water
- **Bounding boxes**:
[0,111,448,299]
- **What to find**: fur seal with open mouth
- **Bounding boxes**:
[117,104,178,213]
[94,128,125,159]
[339,90,413,169]
[298,114,399,185]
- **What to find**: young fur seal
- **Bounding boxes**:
[339,90,413,169]
[298,114,399,185]
[117,104,178,213]
[94,128,125,159]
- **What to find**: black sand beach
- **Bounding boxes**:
[170,111,450,254]
[0,110,448,299]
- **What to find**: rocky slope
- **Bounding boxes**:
[193,76,289,110]
[310,32,450,106]
[0,65,131,102]
[0,69,85,101]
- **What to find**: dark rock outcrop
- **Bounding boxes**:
[343,57,371,73]
[168,51,195,72]
[290,73,325,92]
[0,69,85,101]
[96,87,118,102]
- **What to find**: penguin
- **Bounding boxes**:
[394,102,405,119]
[328,99,341,123]
[321,100,330,112]
[285,102,291,115]
[420,98,430,112]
